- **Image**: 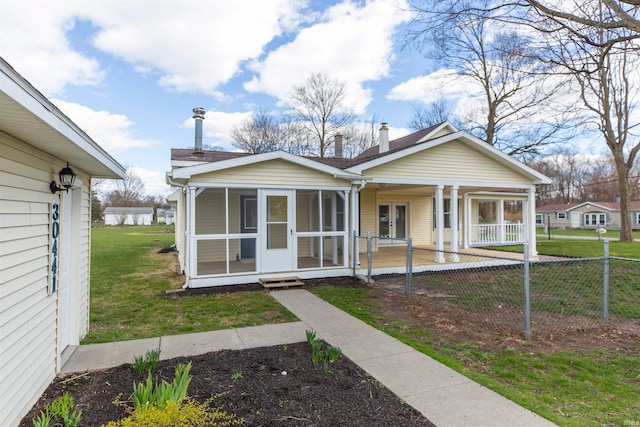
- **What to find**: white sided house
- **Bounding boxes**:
[104,206,154,225]
[167,116,551,289]
[0,58,125,427]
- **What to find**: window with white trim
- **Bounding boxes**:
[536,214,544,225]
[556,212,567,220]
[635,212,640,224]
[584,213,606,226]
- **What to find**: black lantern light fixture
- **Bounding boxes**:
[50,162,76,193]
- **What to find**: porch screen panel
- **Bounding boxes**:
[323,236,343,266]
[321,190,345,232]
[195,188,225,234]
[297,236,320,268]
[267,195,288,249]
[296,190,320,232]
[196,239,226,275]
[229,189,257,234]
[229,238,256,273]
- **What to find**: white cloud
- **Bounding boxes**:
[0,1,104,95]
[51,99,156,153]
[244,0,410,114]
[387,69,479,103]
[77,0,306,94]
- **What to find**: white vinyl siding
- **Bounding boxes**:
[363,141,532,185]
[0,133,92,427]
[193,159,350,187]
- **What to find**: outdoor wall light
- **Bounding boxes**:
[50,163,76,193]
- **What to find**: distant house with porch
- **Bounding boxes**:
[166,120,551,289]
[0,58,125,427]
[103,207,154,225]
[537,201,640,230]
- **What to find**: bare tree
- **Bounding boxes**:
[230,108,283,154]
[340,114,380,158]
[103,169,146,207]
[528,146,589,204]
[407,98,453,131]
[288,72,354,157]
[407,0,574,157]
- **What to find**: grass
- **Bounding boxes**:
[83,224,296,344]
[309,285,640,427]
[85,225,640,425]
[538,227,640,240]
[491,239,640,259]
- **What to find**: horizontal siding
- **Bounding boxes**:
[0,133,93,427]
[194,159,350,188]
[364,141,532,185]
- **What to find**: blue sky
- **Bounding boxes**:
[1,0,500,197]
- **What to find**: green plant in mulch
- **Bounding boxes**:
[132,362,192,411]
[32,392,82,427]
[305,329,342,372]
[133,348,161,375]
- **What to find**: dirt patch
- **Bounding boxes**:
[20,342,433,427]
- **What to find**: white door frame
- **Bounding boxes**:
[57,183,81,366]
[378,201,408,245]
[260,189,295,273]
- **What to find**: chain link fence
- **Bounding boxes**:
[354,235,640,338]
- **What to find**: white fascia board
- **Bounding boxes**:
[366,176,535,190]
[569,201,615,212]
[346,130,552,185]
[186,182,353,191]
[0,60,125,178]
[172,150,360,180]
[415,121,458,143]
[171,160,209,168]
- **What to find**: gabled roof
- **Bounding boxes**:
[537,201,640,212]
[169,121,551,185]
[345,130,552,185]
[0,57,125,179]
[354,122,451,161]
[170,150,363,181]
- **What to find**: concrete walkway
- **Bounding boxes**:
[63,289,556,427]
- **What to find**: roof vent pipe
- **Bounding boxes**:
[379,122,389,154]
[192,107,205,154]
[334,131,343,159]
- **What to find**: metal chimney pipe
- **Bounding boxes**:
[334,131,343,159]
[379,122,389,154]
[192,107,205,153]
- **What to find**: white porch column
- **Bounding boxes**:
[449,185,459,262]
[463,194,470,249]
[498,199,505,244]
[187,186,197,282]
[527,188,538,256]
[350,184,360,267]
[344,189,350,267]
[435,184,445,263]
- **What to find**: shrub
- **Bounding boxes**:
[102,398,243,427]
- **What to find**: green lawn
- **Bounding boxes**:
[492,239,640,259]
[538,227,640,240]
[310,285,640,427]
[84,224,296,344]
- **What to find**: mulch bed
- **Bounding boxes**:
[20,341,434,426]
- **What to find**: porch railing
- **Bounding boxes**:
[469,223,525,246]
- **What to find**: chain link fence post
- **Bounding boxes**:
[523,242,531,339]
[366,232,372,284]
[603,239,610,326]
[406,237,413,297]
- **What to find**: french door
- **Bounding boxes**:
[378,202,408,244]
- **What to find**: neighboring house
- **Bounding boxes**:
[166,119,551,289]
[537,201,640,229]
[0,58,125,427]
[103,207,154,225]
[157,207,175,225]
